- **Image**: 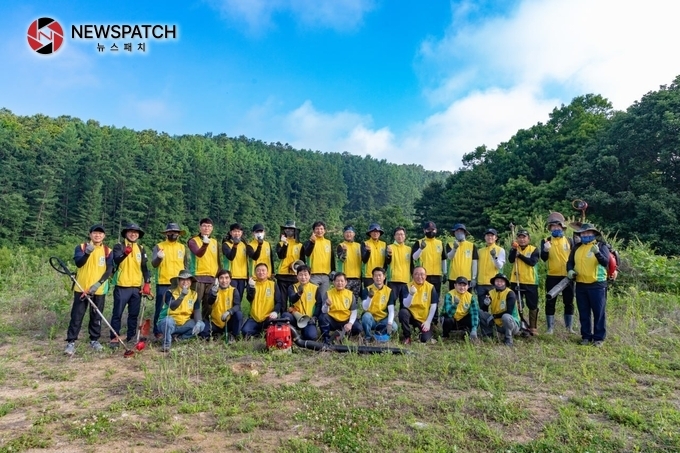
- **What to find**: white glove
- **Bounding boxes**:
[248,277,256,288]
[202,235,210,245]
[157,249,165,259]
[221,310,231,322]
[268,312,278,320]
[84,243,95,254]
[409,285,417,295]
[280,234,287,244]
[210,283,219,296]
[484,295,491,306]
[180,287,189,296]
[192,321,205,335]
[543,241,551,252]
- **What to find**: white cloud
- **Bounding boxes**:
[207,0,376,34]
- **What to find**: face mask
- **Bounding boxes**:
[454,232,466,241]
[580,235,595,244]
[167,233,179,241]
[255,232,264,240]
[425,231,436,238]
[551,230,564,238]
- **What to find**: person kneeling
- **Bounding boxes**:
[399,266,438,344]
[281,264,321,341]
[242,263,282,338]
[479,273,520,346]
[201,269,243,343]
[319,273,361,344]
[157,270,205,352]
[442,276,479,341]
[361,267,399,342]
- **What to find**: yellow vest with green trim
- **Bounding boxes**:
[510,245,538,285]
[277,239,303,276]
[574,246,607,284]
[290,282,319,316]
[210,286,236,329]
[75,243,110,295]
[327,288,354,322]
[164,286,198,326]
[366,284,391,321]
[116,241,143,287]
[155,240,187,285]
[338,241,362,278]
[189,236,219,277]
[363,239,386,278]
[387,243,411,283]
[447,290,473,321]
[417,238,443,277]
[308,237,332,274]
[223,241,248,279]
[408,280,434,324]
[488,288,519,326]
[448,240,474,280]
[250,280,276,323]
[478,244,503,285]
[248,239,272,277]
[546,237,570,277]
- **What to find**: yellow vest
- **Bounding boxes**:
[417,238,443,277]
[447,290,473,321]
[224,241,248,279]
[250,280,276,323]
[155,240,186,285]
[117,241,143,287]
[210,287,236,328]
[574,246,607,284]
[327,288,354,322]
[363,239,386,277]
[75,243,109,295]
[387,243,411,283]
[408,280,434,324]
[166,286,198,326]
[366,284,391,321]
[308,237,332,274]
[248,240,273,277]
[448,240,475,280]
[477,244,503,285]
[338,241,362,278]
[190,237,219,277]
[488,288,516,326]
[510,245,538,285]
[290,282,319,316]
[546,237,570,277]
[277,239,303,276]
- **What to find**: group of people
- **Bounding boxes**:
[63,212,612,355]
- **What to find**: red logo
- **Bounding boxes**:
[27,17,64,54]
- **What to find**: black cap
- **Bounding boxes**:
[422,221,436,230]
[121,223,145,239]
[454,276,469,285]
[252,223,265,232]
[343,225,355,232]
[484,228,498,236]
[89,224,106,234]
[517,229,530,237]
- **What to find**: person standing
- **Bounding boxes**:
[362,223,387,289]
[385,226,412,309]
[303,221,335,296]
[476,228,505,312]
[187,218,221,321]
[411,221,446,325]
[275,220,304,300]
[247,223,275,278]
[222,223,249,298]
[446,223,478,291]
[150,222,188,339]
[508,229,540,335]
[64,224,114,355]
[336,225,362,299]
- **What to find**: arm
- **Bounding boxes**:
[516,248,540,266]
[112,243,129,266]
[231,290,242,314]
[508,248,517,263]
[275,241,288,259]
[187,237,208,258]
[246,285,256,302]
[442,293,454,318]
[288,284,301,305]
[494,248,506,270]
[496,290,517,319]
[74,244,90,268]
[594,241,610,267]
[361,242,370,263]
[273,285,283,316]
[470,296,479,332]
[446,243,456,260]
[166,289,186,311]
[151,244,162,268]
[222,240,237,260]
[540,239,549,262]
[312,290,322,318]
[247,242,263,260]
[141,246,150,283]
[472,260,478,280]
[412,241,422,261]
[361,293,371,311]
[303,240,315,257]
[100,252,114,282]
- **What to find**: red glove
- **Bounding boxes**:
[511,241,519,250]
[141,282,151,295]
[124,245,133,255]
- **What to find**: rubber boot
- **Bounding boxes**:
[529,309,539,336]
[546,315,555,335]
[564,314,576,334]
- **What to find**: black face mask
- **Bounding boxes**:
[167,234,179,241]
[425,231,436,238]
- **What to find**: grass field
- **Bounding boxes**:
[1,252,679,452]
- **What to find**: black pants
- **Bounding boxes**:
[231,279,247,300]
[426,276,442,325]
[476,285,493,312]
[398,308,433,342]
[153,284,171,335]
[319,313,361,341]
[110,286,140,341]
[66,292,105,342]
[545,276,574,316]
[276,275,297,308]
[511,284,539,311]
[442,313,472,337]
[346,278,362,300]
[388,282,407,309]
[195,282,212,321]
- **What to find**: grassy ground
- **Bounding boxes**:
[1,257,680,452]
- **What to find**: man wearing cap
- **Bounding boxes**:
[64,224,114,355]
[281,264,321,341]
[222,223,249,298]
[275,220,304,300]
[109,223,151,348]
[242,263,283,338]
[476,228,506,311]
[446,224,479,291]
[479,274,521,346]
[187,218,221,321]
[361,267,399,342]
[151,223,189,339]
[411,221,446,325]
[157,270,204,352]
[567,224,611,347]
[303,221,335,296]
[540,212,575,334]
[508,229,540,335]
[399,266,439,344]
[441,276,480,340]
[201,269,242,343]
[385,226,412,309]
[362,223,387,289]
[336,225,362,299]
[247,223,275,279]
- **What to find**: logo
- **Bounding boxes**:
[28,17,64,54]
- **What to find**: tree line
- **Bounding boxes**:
[0,109,448,247]
[415,75,680,256]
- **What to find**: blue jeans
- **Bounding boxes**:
[242,318,275,338]
[153,284,171,335]
[280,312,318,340]
[157,317,196,348]
[575,284,607,342]
[361,312,396,339]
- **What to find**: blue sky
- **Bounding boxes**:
[2,0,679,171]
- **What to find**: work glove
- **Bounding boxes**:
[180,286,189,297]
[567,270,577,280]
[210,282,219,296]
[368,287,375,298]
[280,235,287,244]
[257,237,264,245]
[84,243,95,254]
[590,243,600,254]
[248,277,256,288]
[328,271,337,281]
[470,279,477,289]
[268,312,278,320]
[141,282,152,296]
[511,241,519,250]
[309,317,317,325]
[453,241,460,249]
[87,281,102,295]
[156,248,165,259]
[221,310,231,322]
[232,237,241,244]
[386,323,393,335]
[484,295,491,306]
[386,245,393,256]
[192,321,205,336]
[124,245,133,255]
[490,248,497,259]
[409,285,418,295]
[442,274,448,284]
[469,330,478,341]
[338,246,347,261]
[201,235,210,245]
[453,296,460,306]
[543,241,551,252]
[297,284,305,295]
[419,239,427,250]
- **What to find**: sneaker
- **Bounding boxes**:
[429,338,437,344]
[154,333,164,341]
[581,339,591,346]
[160,345,171,353]
[226,335,237,345]
[593,340,604,348]
[64,342,76,356]
[109,339,120,349]
[504,338,514,347]
[403,337,412,345]
[546,327,554,335]
[90,341,103,352]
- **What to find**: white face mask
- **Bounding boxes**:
[455,232,466,241]
[255,232,264,240]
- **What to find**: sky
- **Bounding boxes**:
[2,0,679,171]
